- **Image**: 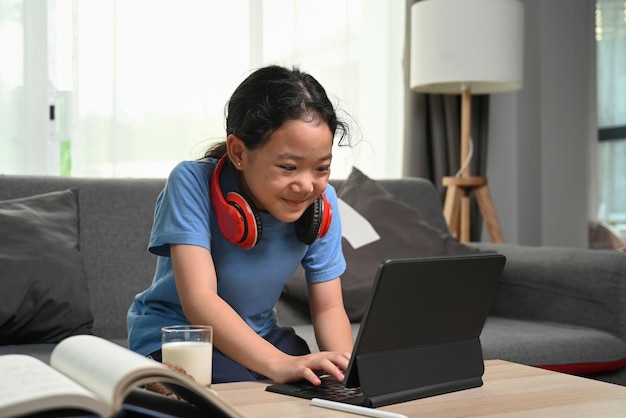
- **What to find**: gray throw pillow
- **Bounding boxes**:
[0,189,94,344]
[283,167,481,322]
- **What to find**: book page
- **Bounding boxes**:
[0,354,108,418]
[51,335,170,410]
[50,335,245,417]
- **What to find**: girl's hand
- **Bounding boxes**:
[270,351,351,385]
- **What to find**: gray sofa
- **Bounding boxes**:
[2,174,626,386]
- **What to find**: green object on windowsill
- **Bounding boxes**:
[60,138,71,176]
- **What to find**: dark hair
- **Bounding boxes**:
[204,65,349,158]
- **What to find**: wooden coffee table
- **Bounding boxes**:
[212,360,626,417]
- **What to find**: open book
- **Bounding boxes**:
[0,335,245,418]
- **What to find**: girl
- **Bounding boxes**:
[127,65,354,385]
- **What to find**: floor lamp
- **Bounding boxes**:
[410,0,524,243]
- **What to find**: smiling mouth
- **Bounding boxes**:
[283,198,307,209]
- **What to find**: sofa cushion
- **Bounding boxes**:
[284,167,481,321]
[0,189,93,344]
[481,316,626,375]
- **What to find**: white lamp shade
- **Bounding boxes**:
[410,0,524,94]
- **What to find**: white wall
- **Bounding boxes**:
[487,0,596,247]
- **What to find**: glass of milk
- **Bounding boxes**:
[161,325,213,387]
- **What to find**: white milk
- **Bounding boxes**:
[162,341,213,387]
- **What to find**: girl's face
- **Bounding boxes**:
[232,118,333,224]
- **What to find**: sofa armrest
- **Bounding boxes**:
[470,243,626,341]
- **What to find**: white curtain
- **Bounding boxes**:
[0,0,22,174]
[1,0,405,179]
[596,0,626,230]
[0,0,49,174]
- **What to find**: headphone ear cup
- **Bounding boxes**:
[224,192,262,249]
[209,156,262,249]
[317,192,332,238]
[295,193,332,245]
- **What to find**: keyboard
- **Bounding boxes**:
[266,375,368,405]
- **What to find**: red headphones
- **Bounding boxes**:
[209,156,332,249]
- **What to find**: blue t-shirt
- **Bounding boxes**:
[127,158,346,356]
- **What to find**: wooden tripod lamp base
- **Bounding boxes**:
[442,176,504,243]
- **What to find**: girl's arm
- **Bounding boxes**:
[308,278,354,353]
[170,243,350,385]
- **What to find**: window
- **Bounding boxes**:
[595,0,626,239]
[0,1,405,180]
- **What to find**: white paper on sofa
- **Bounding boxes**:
[337,198,380,249]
